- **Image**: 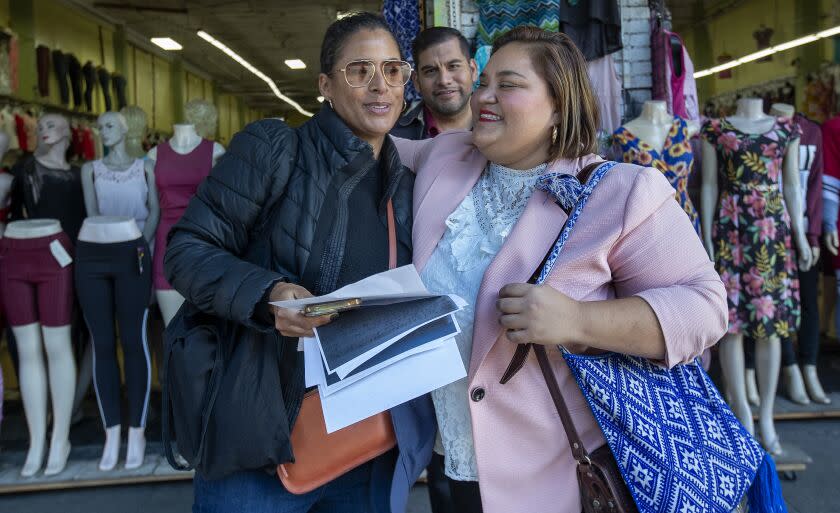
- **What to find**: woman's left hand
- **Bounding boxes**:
[497,283,583,347]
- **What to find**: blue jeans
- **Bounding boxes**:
[193,461,382,513]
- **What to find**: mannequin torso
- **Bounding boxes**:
[621,100,700,151]
[81,112,160,242]
[722,97,776,136]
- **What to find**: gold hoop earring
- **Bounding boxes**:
[551,125,558,145]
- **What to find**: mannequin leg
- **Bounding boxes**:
[42,325,76,475]
[742,338,760,407]
[115,245,152,469]
[800,265,829,404]
[779,336,808,405]
[718,333,754,435]
[754,336,782,454]
[99,425,121,471]
[71,339,94,423]
[14,323,48,477]
[156,289,184,327]
[76,260,120,470]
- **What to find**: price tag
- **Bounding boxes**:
[49,239,73,267]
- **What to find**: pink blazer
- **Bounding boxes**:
[392,131,728,513]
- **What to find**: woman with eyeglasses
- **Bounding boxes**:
[164,12,432,513]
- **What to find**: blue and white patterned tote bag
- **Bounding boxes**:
[526,161,787,513]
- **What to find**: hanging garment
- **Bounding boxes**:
[75,237,152,428]
[67,54,83,109]
[587,53,622,134]
[476,0,560,47]
[97,67,112,111]
[21,113,36,152]
[92,159,149,230]
[7,32,18,95]
[81,126,96,161]
[382,0,421,102]
[0,32,14,95]
[52,49,70,105]
[793,114,823,248]
[9,156,86,242]
[804,77,834,124]
[557,0,622,61]
[651,28,699,121]
[82,61,95,112]
[613,116,700,235]
[36,45,50,97]
[822,116,840,269]
[112,74,128,110]
[702,117,801,339]
[153,139,214,290]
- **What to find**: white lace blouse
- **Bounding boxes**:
[420,161,547,481]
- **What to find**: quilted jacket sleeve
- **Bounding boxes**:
[608,166,728,368]
[164,120,296,330]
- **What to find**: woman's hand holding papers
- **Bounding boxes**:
[269,282,334,338]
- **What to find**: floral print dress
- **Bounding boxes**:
[613,116,701,235]
[702,117,801,340]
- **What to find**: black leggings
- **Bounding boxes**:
[75,238,152,428]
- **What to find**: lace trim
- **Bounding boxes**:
[93,159,145,183]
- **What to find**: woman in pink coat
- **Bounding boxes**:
[391,27,728,513]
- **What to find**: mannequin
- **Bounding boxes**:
[120,106,148,159]
[614,100,701,234]
[78,112,159,470]
[10,113,86,243]
[0,219,76,477]
[701,97,810,455]
[146,122,224,325]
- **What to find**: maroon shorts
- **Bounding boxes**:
[0,232,74,327]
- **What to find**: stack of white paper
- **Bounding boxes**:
[272,265,468,433]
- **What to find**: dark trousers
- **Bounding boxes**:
[75,238,152,428]
[193,462,383,513]
[448,477,482,513]
[427,452,454,513]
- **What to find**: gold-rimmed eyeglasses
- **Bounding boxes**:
[331,59,413,88]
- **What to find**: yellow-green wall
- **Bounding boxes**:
[680,0,836,110]
[6,0,265,139]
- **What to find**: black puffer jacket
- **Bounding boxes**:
[164,106,428,484]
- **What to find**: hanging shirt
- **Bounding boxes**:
[793,114,823,248]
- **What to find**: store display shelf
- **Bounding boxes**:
[751,392,840,421]
[0,450,192,494]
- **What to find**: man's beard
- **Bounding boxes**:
[428,88,469,117]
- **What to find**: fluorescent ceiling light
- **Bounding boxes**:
[695,24,840,79]
[151,37,182,51]
[317,96,324,103]
[285,59,306,70]
[197,30,313,117]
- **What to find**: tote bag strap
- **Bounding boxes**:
[499,160,614,465]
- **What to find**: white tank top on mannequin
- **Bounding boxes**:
[92,158,150,230]
[5,219,62,239]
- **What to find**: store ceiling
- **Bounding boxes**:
[75,0,381,117]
